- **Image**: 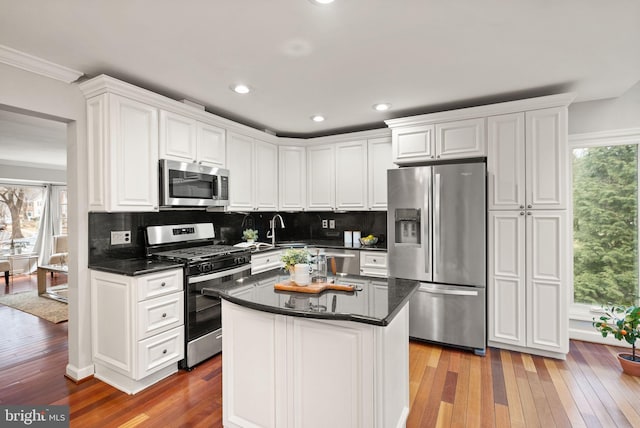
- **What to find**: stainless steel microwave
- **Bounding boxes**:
[159,159,229,207]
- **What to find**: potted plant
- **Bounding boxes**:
[593,304,640,376]
[242,229,258,243]
[281,248,311,285]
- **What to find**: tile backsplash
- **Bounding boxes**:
[89,210,387,263]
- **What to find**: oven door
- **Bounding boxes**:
[187,264,251,342]
[160,159,229,207]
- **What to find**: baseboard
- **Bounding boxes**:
[65,363,95,382]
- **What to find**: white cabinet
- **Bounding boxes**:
[227,132,278,211]
[306,144,335,210]
[367,137,395,210]
[335,140,368,210]
[222,300,410,428]
[359,251,388,278]
[251,249,284,275]
[390,118,485,164]
[488,210,568,356]
[159,110,226,168]
[488,107,567,210]
[90,268,184,394]
[279,146,306,211]
[86,93,159,212]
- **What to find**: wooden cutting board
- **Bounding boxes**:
[274,280,355,294]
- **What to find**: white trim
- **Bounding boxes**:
[0,44,83,83]
[569,128,640,148]
[65,363,95,382]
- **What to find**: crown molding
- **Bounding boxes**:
[0,44,83,83]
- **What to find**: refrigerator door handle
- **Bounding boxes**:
[419,283,479,297]
[433,173,441,278]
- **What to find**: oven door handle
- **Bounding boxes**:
[189,264,252,284]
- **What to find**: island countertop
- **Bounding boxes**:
[202,271,418,326]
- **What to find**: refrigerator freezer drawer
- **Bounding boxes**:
[409,282,485,352]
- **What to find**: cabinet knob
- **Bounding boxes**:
[162,313,167,318]
[431,155,435,159]
[527,211,532,216]
[161,282,166,287]
[163,349,167,355]
[266,259,270,263]
[436,155,441,159]
[520,211,525,216]
[520,205,525,209]
[527,204,532,209]
[373,259,377,263]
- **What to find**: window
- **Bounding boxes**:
[0,185,46,254]
[572,144,639,307]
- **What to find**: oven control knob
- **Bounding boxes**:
[199,263,212,273]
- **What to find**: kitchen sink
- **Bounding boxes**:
[275,242,309,248]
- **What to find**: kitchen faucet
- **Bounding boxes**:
[267,214,285,246]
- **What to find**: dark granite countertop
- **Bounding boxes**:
[202,271,418,326]
[249,240,387,253]
[88,258,183,276]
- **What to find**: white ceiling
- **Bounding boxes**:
[0,0,639,138]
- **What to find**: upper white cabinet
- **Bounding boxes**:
[159,110,226,168]
[390,117,485,164]
[488,107,567,210]
[86,93,159,212]
[335,140,368,210]
[278,146,306,211]
[367,137,395,210]
[306,144,336,211]
[226,132,278,211]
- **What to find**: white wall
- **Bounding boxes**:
[569,81,640,134]
[0,62,92,380]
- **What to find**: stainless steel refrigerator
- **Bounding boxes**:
[387,161,486,355]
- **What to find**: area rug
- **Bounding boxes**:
[0,290,68,323]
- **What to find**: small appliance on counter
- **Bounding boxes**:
[387,160,487,355]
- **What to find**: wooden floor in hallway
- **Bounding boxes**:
[1,276,639,427]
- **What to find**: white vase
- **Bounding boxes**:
[293,263,310,286]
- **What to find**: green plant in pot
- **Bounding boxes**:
[242,229,258,243]
[593,304,640,376]
[281,248,310,274]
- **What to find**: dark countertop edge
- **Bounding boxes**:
[213,279,419,327]
[88,258,183,276]
[250,242,387,253]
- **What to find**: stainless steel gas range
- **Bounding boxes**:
[146,223,251,370]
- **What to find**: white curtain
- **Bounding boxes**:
[33,185,54,270]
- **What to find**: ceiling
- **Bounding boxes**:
[0,0,639,138]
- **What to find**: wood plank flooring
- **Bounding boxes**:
[2,275,640,427]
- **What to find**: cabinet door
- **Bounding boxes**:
[226,132,255,211]
[435,117,486,159]
[488,211,526,347]
[368,137,395,210]
[279,146,306,211]
[392,124,434,164]
[487,113,526,210]
[335,140,367,210]
[109,94,159,211]
[306,144,335,210]
[526,211,567,353]
[159,110,197,162]
[197,122,226,167]
[525,107,567,209]
[254,140,278,211]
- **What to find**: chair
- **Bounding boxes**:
[48,235,68,269]
[0,259,9,286]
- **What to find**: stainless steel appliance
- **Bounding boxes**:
[387,161,486,355]
[146,223,251,369]
[159,159,229,208]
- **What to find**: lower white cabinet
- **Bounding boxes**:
[251,249,284,275]
[488,210,568,358]
[222,300,409,428]
[359,250,388,278]
[90,268,184,394]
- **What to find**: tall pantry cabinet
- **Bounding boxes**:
[487,104,570,358]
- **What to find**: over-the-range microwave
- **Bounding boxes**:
[159,159,229,208]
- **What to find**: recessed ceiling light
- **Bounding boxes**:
[311,115,325,122]
[231,84,251,94]
[373,103,391,111]
[311,0,335,4]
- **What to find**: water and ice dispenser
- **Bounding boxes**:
[394,208,421,244]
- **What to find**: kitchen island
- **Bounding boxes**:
[204,272,418,428]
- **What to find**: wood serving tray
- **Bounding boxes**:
[274,280,355,294]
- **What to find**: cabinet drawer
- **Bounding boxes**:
[137,291,184,340]
[359,251,388,278]
[137,269,183,301]
[251,250,284,274]
[135,326,184,380]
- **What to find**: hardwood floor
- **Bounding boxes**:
[1,278,639,427]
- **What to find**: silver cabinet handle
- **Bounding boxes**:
[419,283,479,296]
